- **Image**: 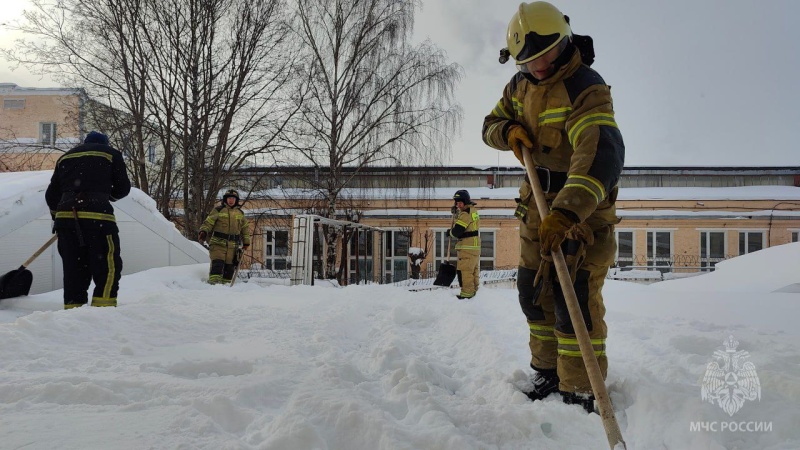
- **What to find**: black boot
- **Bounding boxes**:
[524,368,559,401]
[561,391,596,414]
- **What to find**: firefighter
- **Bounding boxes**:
[483,2,625,412]
[198,189,251,285]
[448,190,481,299]
[45,131,131,309]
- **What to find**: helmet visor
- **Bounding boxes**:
[517,36,570,75]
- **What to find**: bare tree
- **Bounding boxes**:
[2,0,300,235]
[286,0,462,278]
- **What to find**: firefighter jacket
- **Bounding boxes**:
[449,206,481,252]
[45,142,132,234]
[482,45,625,227]
[200,204,251,248]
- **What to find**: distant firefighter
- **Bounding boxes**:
[198,189,251,285]
[448,190,480,299]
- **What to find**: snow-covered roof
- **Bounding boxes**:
[250,185,800,202]
[617,186,800,201]
[617,209,800,219]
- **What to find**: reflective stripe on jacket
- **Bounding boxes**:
[482,45,624,224]
[449,207,481,251]
[200,205,251,247]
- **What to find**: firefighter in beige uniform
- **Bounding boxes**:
[482,2,625,412]
[448,190,481,299]
[198,189,251,284]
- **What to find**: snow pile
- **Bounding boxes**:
[1,246,799,448]
[652,242,800,293]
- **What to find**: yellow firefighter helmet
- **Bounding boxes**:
[506,2,571,65]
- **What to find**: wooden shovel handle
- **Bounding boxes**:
[521,146,626,450]
[22,235,59,269]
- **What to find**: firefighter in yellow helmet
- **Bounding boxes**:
[198,189,251,284]
[448,190,481,299]
[484,2,624,413]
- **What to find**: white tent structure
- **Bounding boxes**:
[0,171,208,295]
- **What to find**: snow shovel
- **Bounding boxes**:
[0,234,58,300]
[433,213,457,287]
[520,145,626,450]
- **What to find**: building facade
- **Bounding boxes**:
[231,166,800,283]
[0,83,85,171]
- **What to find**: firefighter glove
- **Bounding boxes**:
[198,231,207,242]
[539,209,576,255]
[507,125,533,165]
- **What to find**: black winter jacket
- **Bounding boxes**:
[45,142,132,234]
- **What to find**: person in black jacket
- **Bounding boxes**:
[45,131,131,309]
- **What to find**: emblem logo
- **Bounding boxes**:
[701,335,761,416]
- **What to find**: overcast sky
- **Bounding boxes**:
[3,0,799,167]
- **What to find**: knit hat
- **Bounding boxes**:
[84,131,109,145]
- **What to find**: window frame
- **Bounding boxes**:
[614,228,636,268]
[39,122,57,145]
[737,230,766,256]
[3,98,25,110]
[382,228,410,283]
[645,229,674,272]
[348,228,375,283]
[147,143,157,163]
[479,229,496,271]
[698,229,727,271]
[261,227,290,271]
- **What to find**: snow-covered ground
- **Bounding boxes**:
[1,244,799,449]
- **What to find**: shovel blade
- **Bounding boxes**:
[0,266,33,300]
[433,262,456,287]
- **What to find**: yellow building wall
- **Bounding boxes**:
[0,94,80,140]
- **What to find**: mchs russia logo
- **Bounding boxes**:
[701,335,761,416]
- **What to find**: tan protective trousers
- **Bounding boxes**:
[456,249,480,298]
[518,217,616,394]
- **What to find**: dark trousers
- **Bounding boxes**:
[209,259,237,284]
[56,229,122,308]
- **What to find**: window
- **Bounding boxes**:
[434,229,494,271]
[383,229,409,282]
[738,231,764,255]
[615,230,635,268]
[480,231,495,271]
[263,229,290,270]
[147,143,157,163]
[792,231,799,243]
[646,231,672,272]
[700,231,726,271]
[120,134,133,159]
[3,99,25,109]
[40,122,57,145]
[434,230,455,270]
[348,229,374,283]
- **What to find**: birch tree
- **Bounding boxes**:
[288,0,462,277]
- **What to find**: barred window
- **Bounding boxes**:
[3,99,25,109]
[40,122,57,145]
